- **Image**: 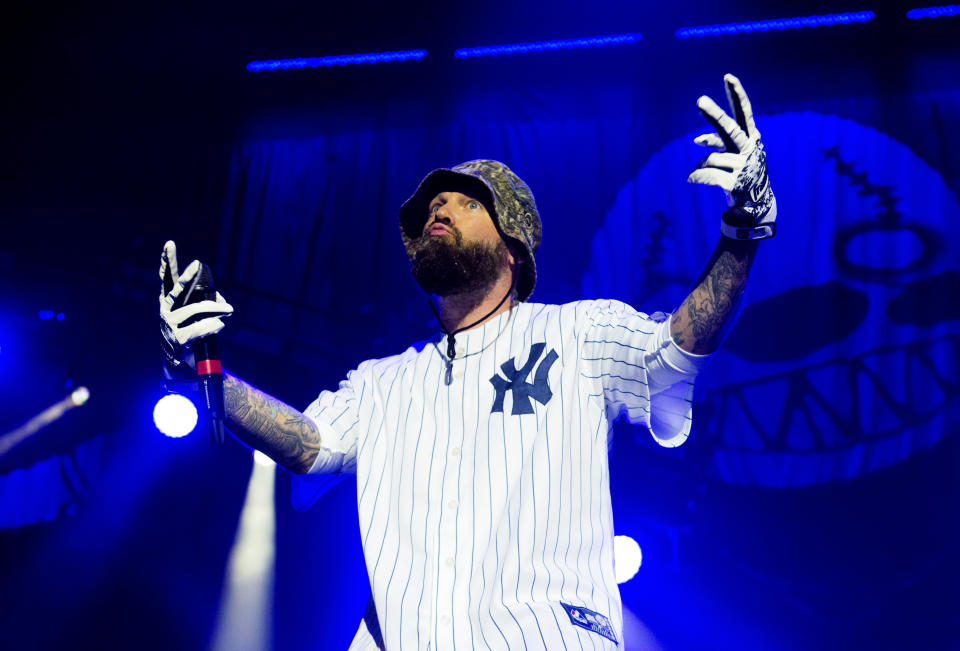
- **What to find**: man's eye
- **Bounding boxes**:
[468,201,480,209]
[429,204,439,214]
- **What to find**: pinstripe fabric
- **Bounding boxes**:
[303,300,696,650]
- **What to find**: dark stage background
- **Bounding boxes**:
[2,1,958,649]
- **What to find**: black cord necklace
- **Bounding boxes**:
[429,275,517,385]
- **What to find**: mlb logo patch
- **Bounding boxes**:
[489,342,558,415]
[560,602,619,644]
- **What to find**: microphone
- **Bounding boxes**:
[183,263,226,443]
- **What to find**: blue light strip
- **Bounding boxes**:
[906,4,960,18]
[675,11,875,38]
[454,33,641,59]
[247,49,427,71]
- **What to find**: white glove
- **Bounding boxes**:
[159,240,233,377]
[687,73,777,240]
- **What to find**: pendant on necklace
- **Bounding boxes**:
[445,334,457,386]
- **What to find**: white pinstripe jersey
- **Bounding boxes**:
[304,299,697,650]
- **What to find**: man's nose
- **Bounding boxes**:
[434,203,454,222]
[427,205,454,229]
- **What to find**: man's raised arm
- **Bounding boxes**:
[673,74,777,354]
[158,240,321,474]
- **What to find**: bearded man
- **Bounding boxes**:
[159,74,776,649]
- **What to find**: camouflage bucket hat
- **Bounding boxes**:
[399,159,542,302]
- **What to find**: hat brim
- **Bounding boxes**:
[399,169,497,240]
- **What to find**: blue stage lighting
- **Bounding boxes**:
[675,11,875,38]
[153,394,198,438]
[247,49,427,71]
[454,33,642,59]
[38,310,54,320]
[614,535,642,583]
[907,4,960,18]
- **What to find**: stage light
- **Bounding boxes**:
[70,386,90,406]
[0,386,91,457]
[675,11,875,38]
[614,535,642,583]
[454,33,642,58]
[907,4,960,18]
[247,49,427,71]
[38,310,54,320]
[212,446,277,651]
[56,312,65,321]
[253,450,275,467]
[153,394,198,438]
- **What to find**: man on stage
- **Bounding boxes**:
[159,74,776,649]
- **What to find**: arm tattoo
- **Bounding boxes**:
[223,374,323,473]
[671,238,758,355]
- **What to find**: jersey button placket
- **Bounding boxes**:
[452,346,464,380]
[438,338,466,648]
[436,446,459,645]
[436,498,458,647]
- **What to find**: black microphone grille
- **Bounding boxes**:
[195,263,216,291]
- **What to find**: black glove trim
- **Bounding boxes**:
[720,220,776,240]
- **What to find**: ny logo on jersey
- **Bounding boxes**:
[490,342,558,415]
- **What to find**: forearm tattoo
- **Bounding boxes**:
[223,374,323,473]
[671,239,757,354]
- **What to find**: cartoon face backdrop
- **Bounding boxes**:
[584,111,960,486]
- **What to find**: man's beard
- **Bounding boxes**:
[411,231,510,296]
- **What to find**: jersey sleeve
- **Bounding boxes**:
[302,365,370,475]
[582,299,702,447]
[289,364,371,512]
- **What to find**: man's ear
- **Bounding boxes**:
[507,241,524,267]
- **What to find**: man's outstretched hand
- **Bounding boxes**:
[159,240,233,380]
[687,73,777,240]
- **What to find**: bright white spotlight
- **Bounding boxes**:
[212,446,277,651]
[253,450,275,467]
[70,386,90,406]
[614,535,642,583]
[153,394,198,438]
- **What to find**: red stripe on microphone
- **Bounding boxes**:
[197,359,222,375]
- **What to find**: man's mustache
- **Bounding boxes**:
[416,227,463,254]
